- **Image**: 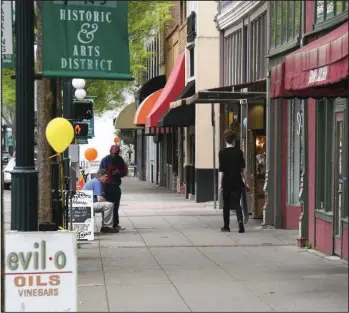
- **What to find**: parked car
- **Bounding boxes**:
[3,157,37,190]
[3,157,15,190]
[2,151,10,167]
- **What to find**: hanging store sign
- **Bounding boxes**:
[5,231,78,312]
[42,1,133,80]
[1,1,14,68]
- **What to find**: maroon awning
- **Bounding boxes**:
[270,63,287,99]
[270,22,348,99]
[285,22,348,92]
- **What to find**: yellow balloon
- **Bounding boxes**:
[46,117,74,153]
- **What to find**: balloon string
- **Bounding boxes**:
[49,153,58,159]
[57,153,66,230]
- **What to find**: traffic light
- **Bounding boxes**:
[71,122,89,137]
[72,100,93,120]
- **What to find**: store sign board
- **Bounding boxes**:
[42,1,133,80]
[1,1,14,68]
[5,231,77,312]
[69,190,94,241]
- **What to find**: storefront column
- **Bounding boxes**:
[263,77,275,226]
[274,99,283,228]
[297,101,309,246]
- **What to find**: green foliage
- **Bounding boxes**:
[85,80,127,114]
[128,1,173,78]
[1,68,16,121]
[87,1,173,114]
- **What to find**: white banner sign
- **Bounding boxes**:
[70,190,94,241]
[1,1,14,65]
[5,231,77,312]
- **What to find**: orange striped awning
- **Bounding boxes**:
[133,89,163,125]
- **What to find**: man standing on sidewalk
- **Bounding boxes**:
[83,169,119,233]
[99,145,128,231]
[218,130,249,233]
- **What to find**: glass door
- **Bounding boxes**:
[333,111,344,256]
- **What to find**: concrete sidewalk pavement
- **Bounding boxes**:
[77,178,348,312]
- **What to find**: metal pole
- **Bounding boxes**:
[63,79,73,182]
[212,103,217,209]
[11,0,38,231]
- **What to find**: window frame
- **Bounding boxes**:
[315,1,348,24]
[315,99,334,213]
[269,1,301,51]
[187,43,195,81]
[287,99,304,205]
[180,0,187,25]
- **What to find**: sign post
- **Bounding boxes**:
[42,1,133,80]
[5,232,78,312]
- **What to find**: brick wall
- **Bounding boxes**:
[165,1,187,77]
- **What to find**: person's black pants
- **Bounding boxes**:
[222,186,243,228]
[104,184,122,227]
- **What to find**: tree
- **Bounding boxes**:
[36,1,55,224]
[86,1,173,114]
[85,80,127,114]
[1,68,16,139]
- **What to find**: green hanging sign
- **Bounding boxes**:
[42,1,133,80]
[1,1,15,68]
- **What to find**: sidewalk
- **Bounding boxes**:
[78,177,348,312]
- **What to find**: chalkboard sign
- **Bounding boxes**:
[69,190,94,241]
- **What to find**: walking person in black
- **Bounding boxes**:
[218,129,249,233]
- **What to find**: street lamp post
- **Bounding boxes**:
[11,0,38,231]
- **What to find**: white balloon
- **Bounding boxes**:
[75,88,87,100]
[72,78,86,89]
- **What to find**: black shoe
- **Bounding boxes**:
[238,222,245,233]
[221,227,230,232]
[114,225,125,231]
[100,227,119,233]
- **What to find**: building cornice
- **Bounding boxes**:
[216,1,262,30]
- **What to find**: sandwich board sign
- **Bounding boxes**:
[5,231,77,312]
[70,190,94,241]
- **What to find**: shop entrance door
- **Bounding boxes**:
[333,111,344,256]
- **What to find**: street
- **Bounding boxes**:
[3,178,348,312]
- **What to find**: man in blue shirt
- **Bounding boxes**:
[83,169,119,233]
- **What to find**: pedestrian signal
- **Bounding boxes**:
[70,121,88,137]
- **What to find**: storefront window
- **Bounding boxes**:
[287,1,294,42]
[270,1,276,49]
[275,3,282,46]
[316,0,325,22]
[270,1,301,50]
[281,2,287,43]
[287,99,304,205]
[315,99,333,212]
[316,1,348,24]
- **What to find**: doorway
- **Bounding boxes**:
[333,111,344,256]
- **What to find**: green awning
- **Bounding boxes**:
[114,102,138,130]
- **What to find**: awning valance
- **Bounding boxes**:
[184,91,266,105]
[114,102,137,130]
[133,89,163,125]
[158,80,196,127]
[271,21,348,99]
[146,52,185,127]
[158,105,195,128]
